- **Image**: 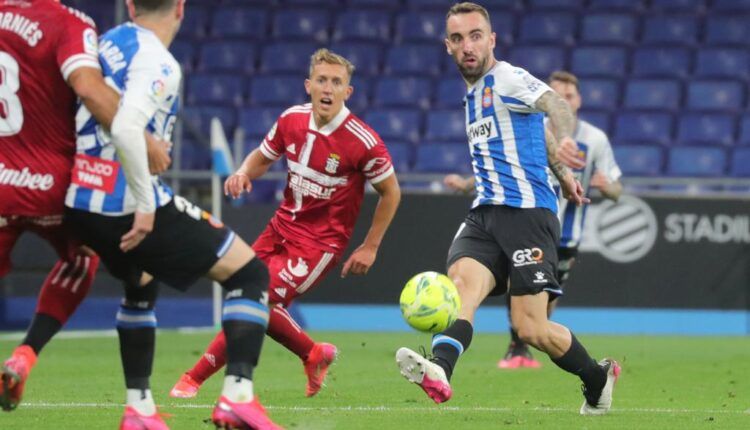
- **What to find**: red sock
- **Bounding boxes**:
[267,304,315,361]
[187,330,227,384]
[36,253,99,324]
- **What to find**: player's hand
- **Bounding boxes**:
[560,172,590,207]
[557,137,586,170]
[224,172,252,199]
[443,174,470,193]
[145,134,172,175]
[341,243,378,278]
[590,171,610,190]
[120,211,155,252]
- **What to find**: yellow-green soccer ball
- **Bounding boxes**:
[399,271,461,333]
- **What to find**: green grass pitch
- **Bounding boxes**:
[1,331,748,429]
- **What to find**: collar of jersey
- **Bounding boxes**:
[308,104,350,136]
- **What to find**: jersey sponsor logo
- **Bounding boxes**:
[289,173,336,200]
[467,116,498,145]
[511,247,544,267]
[533,271,549,284]
[482,86,492,108]
[83,28,97,56]
[287,257,309,278]
[0,163,54,191]
[325,153,340,174]
[99,39,126,74]
[71,154,119,193]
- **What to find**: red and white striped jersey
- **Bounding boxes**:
[259,103,394,253]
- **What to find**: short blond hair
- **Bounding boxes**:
[446,2,491,25]
[309,48,355,79]
[548,70,579,90]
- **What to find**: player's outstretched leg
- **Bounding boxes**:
[498,296,541,369]
[170,331,227,398]
[580,358,621,415]
[209,256,282,429]
[116,279,170,430]
[267,304,337,397]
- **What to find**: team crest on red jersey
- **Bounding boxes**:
[325,153,341,174]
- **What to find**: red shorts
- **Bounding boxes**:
[252,225,340,307]
[0,214,79,277]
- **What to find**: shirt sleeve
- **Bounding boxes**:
[360,133,395,184]
[120,48,180,120]
[259,118,285,161]
[57,16,100,82]
[498,66,553,114]
[594,133,623,182]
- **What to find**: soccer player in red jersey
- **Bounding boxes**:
[0,0,168,411]
[171,48,401,399]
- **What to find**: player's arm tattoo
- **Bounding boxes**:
[535,90,575,141]
[544,126,572,182]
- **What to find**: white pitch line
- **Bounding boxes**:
[19,403,750,415]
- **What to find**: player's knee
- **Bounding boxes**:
[221,257,269,303]
[122,278,159,310]
[515,322,546,349]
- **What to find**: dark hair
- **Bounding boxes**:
[548,70,579,90]
[133,0,178,13]
[446,2,491,25]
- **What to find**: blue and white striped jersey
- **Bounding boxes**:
[555,119,622,248]
[464,61,558,213]
[65,23,181,215]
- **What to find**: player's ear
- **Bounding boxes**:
[126,0,136,20]
[345,85,353,101]
[175,0,186,20]
[489,31,496,51]
[444,37,451,55]
[304,79,312,96]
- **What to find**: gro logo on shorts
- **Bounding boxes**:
[512,247,544,267]
[594,195,657,263]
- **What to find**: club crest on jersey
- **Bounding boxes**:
[325,153,341,174]
[482,86,493,108]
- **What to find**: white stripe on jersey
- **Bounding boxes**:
[494,102,536,208]
[470,92,505,206]
[60,53,100,80]
[287,160,347,187]
[345,120,377,149]
[296,252,334,294]
[281,104,312,118]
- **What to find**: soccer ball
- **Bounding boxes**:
[399,271,461,333]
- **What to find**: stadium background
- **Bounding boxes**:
[1,0,749,336]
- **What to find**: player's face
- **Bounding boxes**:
[445,12,496,84]
[305,63,353,125]
[550,80,582,115]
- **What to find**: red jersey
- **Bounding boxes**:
[0,0,99,216]
[259,104,395,254]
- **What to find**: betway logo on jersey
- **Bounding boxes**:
[71,154,119,193]
[467,116,498,145]
[0,163,54,191]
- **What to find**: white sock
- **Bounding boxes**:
[126,388,156,416]
[222,375,254,403]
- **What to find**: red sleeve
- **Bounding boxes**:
[259,116,286,160]
[56,12,100,82]
[360,131,395,184]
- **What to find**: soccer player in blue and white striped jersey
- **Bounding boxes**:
[396,2,621,416]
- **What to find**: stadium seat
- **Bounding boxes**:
[210,7,268,38]
[414,144,473,174]
[329,43,382,76]
[676,113,736,146]
[614,112,674,145]
[273,10,331,43]
[385,45,441,76]
[667,147,727,176]
[425,110,466,142]
[518,13,576,45]
[348,76,371,112]
[712,0,750,12]
[260,42,319,73]
[507,45,565,78]
[578,79,620,110]
[738,115,750,146]
[641,15,698,46]
[631,47,691,79]
[179,137,212,170]
[589,0,644,12]
[372,77,432,109]
[169,41,195,73]
[623,80,681,111]
[249,75,307,106]
[686,81,744,112]
[527,0,584,11]
[332,11,391,43]
[405,0,520,10]
[570,46,627,78]
[435,78,467,109]
[488,9,516,46]
[178,5,210,38]
[612,145,664,176]
[182,106,238,139]
[363,109,422,143]
[187,74,245,107]
[578,110,610,134]
[396,12,444,43]
[694,49,750,81]
[649,0,706,12]
[198,41,256,73]
[581,14,637,45]
[238,107,283,138]
[704,16,750,46]
[729,148,750,177]
[348,0,401,8]
[386,142,413,173]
